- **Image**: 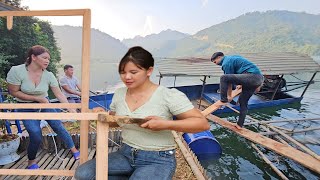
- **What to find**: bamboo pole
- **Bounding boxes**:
[261,127,320,136]
[172,131,206,180]
[251,143,288,180]
[79,8,91,164]
[214,100,320,161]
[267,126,320,161]
[245,117,320,126]
[207,114,320,174]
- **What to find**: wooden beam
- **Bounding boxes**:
[0,112,144,123]
[80,9,91,163]
[207,114,320,174]
[6,15,13,30]
[0,103,81,109]
[201,88,242,116]
[96,121,109,179]
[0,169,74,176]
[0,112,100,120]
[0,9,86,16]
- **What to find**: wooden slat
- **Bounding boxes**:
[0,112,97,120]
[0,169,74,176]
[0,103,81,109]
[80,9,91,164]
[0,112,144,129]
[96,121,109,179]
[0,9,86,16]
[207,114,320,174]
[21,150,50,180]
[6,16,12,30]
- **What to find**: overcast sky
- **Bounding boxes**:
[21,0,320,40]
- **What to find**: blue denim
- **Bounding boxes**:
[17,108,75,160]
[220,74,264,127]
[67,97,81,103]
[75,143,176,180]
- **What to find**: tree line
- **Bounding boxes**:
[0,0,61,79]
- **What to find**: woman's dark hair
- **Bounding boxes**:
[118,46,154,73]
[25,45,50,65]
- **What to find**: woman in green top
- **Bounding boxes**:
[75,46,210,180]
[6,45,80,169]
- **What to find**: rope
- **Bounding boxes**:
[38,100,120,166]
[38,109,67,162]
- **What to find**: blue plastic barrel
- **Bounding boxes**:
[183,130,222,160]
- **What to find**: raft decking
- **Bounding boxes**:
[0,147,108,180]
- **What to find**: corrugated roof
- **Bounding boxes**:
[156,52,320,77]
[0,1,20,11]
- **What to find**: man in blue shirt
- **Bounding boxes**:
[211,52,264,129]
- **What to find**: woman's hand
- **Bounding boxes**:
[35,97,49,103]
[140,116,170,131]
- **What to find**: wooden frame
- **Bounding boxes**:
[0,9,109,179]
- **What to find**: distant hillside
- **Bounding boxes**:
[53,25,127,65]
[162,11,320,57]
[122,29,189,55]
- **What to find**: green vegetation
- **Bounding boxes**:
[0,1,61,79]
[161,11,320,57]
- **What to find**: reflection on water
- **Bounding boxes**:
[206,72,320,179]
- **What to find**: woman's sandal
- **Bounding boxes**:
[27,163,39,169]
[73,151,80,160]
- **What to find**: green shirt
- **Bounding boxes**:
[110,86,194,151]
[6,64,59,102]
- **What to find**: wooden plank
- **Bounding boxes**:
[27,153,52,180]
[0,151,27,180]
[1,151,27,169]
[0,103,81,109]
[35,152,58,180]
[0,169,74,176]
[96,121,109,179]
[49,150,71,180]
[207,114,320,174]
[201,88,242,116]
[3,152,29,180]
[6,16,13,30]
[79,9,91,164]
[0,112,142,124]
[6,150,46,180]
[0,9,86,16]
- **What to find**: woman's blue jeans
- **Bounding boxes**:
[17,108,75,160]
[220,74,264,127]
[74,143,176,180]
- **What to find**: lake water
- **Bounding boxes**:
[66,58,320,179]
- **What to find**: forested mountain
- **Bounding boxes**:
[53,11,320,64]
[159,11,320,57]
[52,25,127,65]
[122,29,189,55]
